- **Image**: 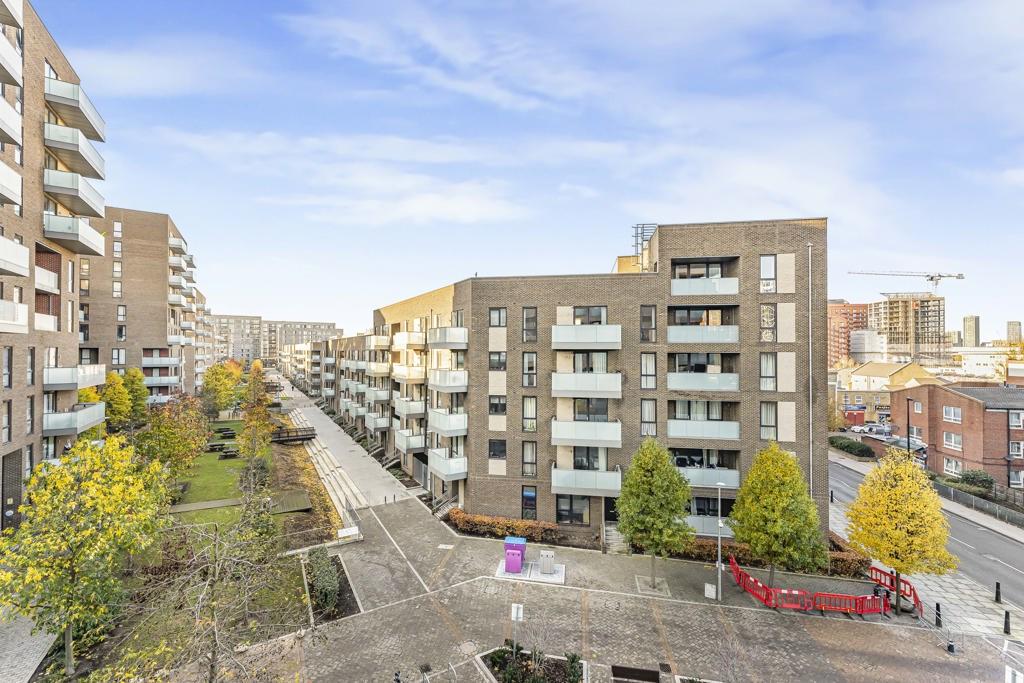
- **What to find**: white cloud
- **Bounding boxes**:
[558,182,598,199]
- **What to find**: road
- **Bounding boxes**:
[829,459,1024,607]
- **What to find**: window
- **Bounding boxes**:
[673,261,722,279]
[1009,441,1023,459]
[760,402,778,440]
[574,446,601,470]
[113,240,122,256]
[112,281,122,298]
[522,442,537,477]
[574,398,608,422]
[760,254,777,293]
[942,406,962,424]
[25,396,33,434]
[909,425,923,439]
[522,352,537,387]
[111,348,126,365]
[641,353,656,389]
[452,309,464,327]
[488,395,507,415]
[690,497,734,517]
[116,305,126,322]
[113,221,122,237]
[23,444,32,479]
[488,352,507,371]
[573,351,607,373]
[489,307,507,327]
[521,486,537,520]
[26,347,33,385]
[67,261,73,292]
[759,352,777,391]
[79,324,89,342]
[2,346,10,388]
[914,401,922,414]
[1,400,10,442]
[79,278,89,296]
[640,305,656,342]
[80,258,89,276]
[943,457,963,476]
[574,306,606,325]
[556,495,590,525]
[113,261,122,278]
[943,432,962,451]
[488,439,506,459]
[1011,411,1023,429]
[671,399,723,421]
[522,396,537,432]
[760,304,776,342]
[641,398,656,436]
[1011,471,1023,489]
[522,307,537,342]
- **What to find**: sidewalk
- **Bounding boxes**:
[829,450,1024,543]
[0,611,55,683]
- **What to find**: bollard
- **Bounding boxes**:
[830,489,834,503]
[996,581,1002,603]
[1006,610,1012,635]
[946,639,955,654]
[935,602,942,628]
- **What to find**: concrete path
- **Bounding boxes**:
[168,497,240,513]
[280,380,412,507]
[0,611,56,683]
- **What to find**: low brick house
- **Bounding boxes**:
[891,383,1024,488]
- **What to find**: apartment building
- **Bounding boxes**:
[1008,321,1021,345]
[209,314,261,364]
[893,384,1024,489]
[963,315,981,348]
[193,288,212,389]
[835,361,942,425]
[0,0,110,529]
[81,207,202,403]
[827,299,867,368]
[261,319,338,367]
[305,219,828,546]
[867,292,945,361]
[280,339,336,397]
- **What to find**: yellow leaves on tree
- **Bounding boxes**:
[101,371,133,432]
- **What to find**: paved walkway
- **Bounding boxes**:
[0,611,55,683]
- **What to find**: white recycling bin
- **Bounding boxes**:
[539,549,554,574]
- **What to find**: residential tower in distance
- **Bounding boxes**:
[209,313,339,366]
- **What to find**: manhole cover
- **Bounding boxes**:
[459,641,477,656]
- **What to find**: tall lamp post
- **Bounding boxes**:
[906,397,914,459]
[716,482,725,602]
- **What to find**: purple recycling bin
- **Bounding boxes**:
[505,548,523,574]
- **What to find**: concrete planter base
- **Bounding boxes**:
[476,645,589,682]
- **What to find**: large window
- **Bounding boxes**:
[669,307,723,326]
[574,447,601,470]
[556,494,590,525]
[670,353,721,373]
[522,307,537,342]
[1013,412,1024,429]
[522,442,537,477]
[574,398,608,422]
[489,395,507,415]
[112,281,122,298]
[25,395,33,434]
[640,305,656,342]
[641,398,656,436]
[113,261,122,278]
[1,400,10,443]
[2,346,10,388]
[640,353,656,389]
[673,261,722,279]
[1011,441,1023,459]
[488,439,506,459]
[942,406,962,424]
[522,396,537,432]
[26,347,33,385]
[670,400,723,421]
[759,353,777,391]
[573,351,607,373]
[1011,470,1023,489]
[117,305,126,322]
[690,496,734,517]
[573,306,606,325]
[521,486,537,520]
[522,352,537,387]
[760,402,778,440]
[760,254,776,293]
[489,307,507,327]
[943,457,963,476]
[760,304,776,342]
[111,348,126,365]
[943,431,962,451]
[671,448,738,469]
[488,352,507,371]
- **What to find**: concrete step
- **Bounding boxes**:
[604,523,629,554]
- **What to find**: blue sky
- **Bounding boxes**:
[35,0,1024,340]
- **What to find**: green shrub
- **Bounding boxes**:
[670,532,869,578]
[942,478,989,497]
[828,435,874,458]
[307,548,339,613]
[448,508,560,543]
[959,469,995,490]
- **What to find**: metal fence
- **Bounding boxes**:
[932,482,1024,529]
[991,483,1024,509]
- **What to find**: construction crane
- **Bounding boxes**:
[848,271,965,291]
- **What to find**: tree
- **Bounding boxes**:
[123,367,149,427]
[101,371,132,432]
[77,385,106,441]
[0,437,166,676]
[239,362,272,461]
[135,395,210,482]
[615,438,695,588]
[828,397,848,432]
[728,442,826,587]
[846,446,957,612]
[201,363,239,415]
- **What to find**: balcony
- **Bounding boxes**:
[142,355,181,367]
[0,234,27,277]
[43,123,105,179]
[35,312,57,332]
[367,361,390,377]
[147,394,172,406]
[394,397,426,418]
[42,214,104,256]
[551,324,622,350]
[366,413,390,431]
[322,387,335,398]
[550,419,622,449]
[168,274,185,290]
[168,255,185,271]
[144,375,181,387]
[427,326,469,349]
[44,78,105,141]
[43,170,104,218]
[180,320,195,331]
[183,268,196,283]
[667,326,739,344]
[427,368,468,393]
[34,266,59,294]
[428,448,468,482]
[393,331,425,350]
[0,300,27,333]
[0,28,21,86]
[427,408,468,437]
[353,382,367,395]
[0,158,20,205]
[686,516,734,537]
[43,364,106,390]
[184,253,195,268]
[365,387,390,403]
[366,335,390,350]
[671,278,739,296]
[0,97,20,146]
[42,402,105,437]
[551,466,622,497]
[168,236,187,253]
[667,372,740,392]
[667,420,740,440]
[353,360,367,371]
[395,429,426,454]
[679,467,741,488]
[323,356,336,366]
[551,372,622,399]
[393,364,426,383]
[167,334,192,346]
[0,0,23,28]
[168,293,186,307]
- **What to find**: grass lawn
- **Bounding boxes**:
[178,452,247,504]
[210,419,244,442]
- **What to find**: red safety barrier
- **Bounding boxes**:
[868,567,922,613]
[773,588,811,611]
[813,592,859,614]
[729,556,742,585]
[855,594,889,616]
[741,573,775,607]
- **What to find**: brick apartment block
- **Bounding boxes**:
[282,219,829,547]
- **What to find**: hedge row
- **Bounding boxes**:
[448,508,560,543]
[826,531,872,577]
[828,435,874,458]
[668,532,870,578]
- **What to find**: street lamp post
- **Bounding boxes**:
[906,397,914,458]
[716,482,725,602]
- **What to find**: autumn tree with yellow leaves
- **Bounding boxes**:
[0,437,166,677]
[846,446,956,612]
